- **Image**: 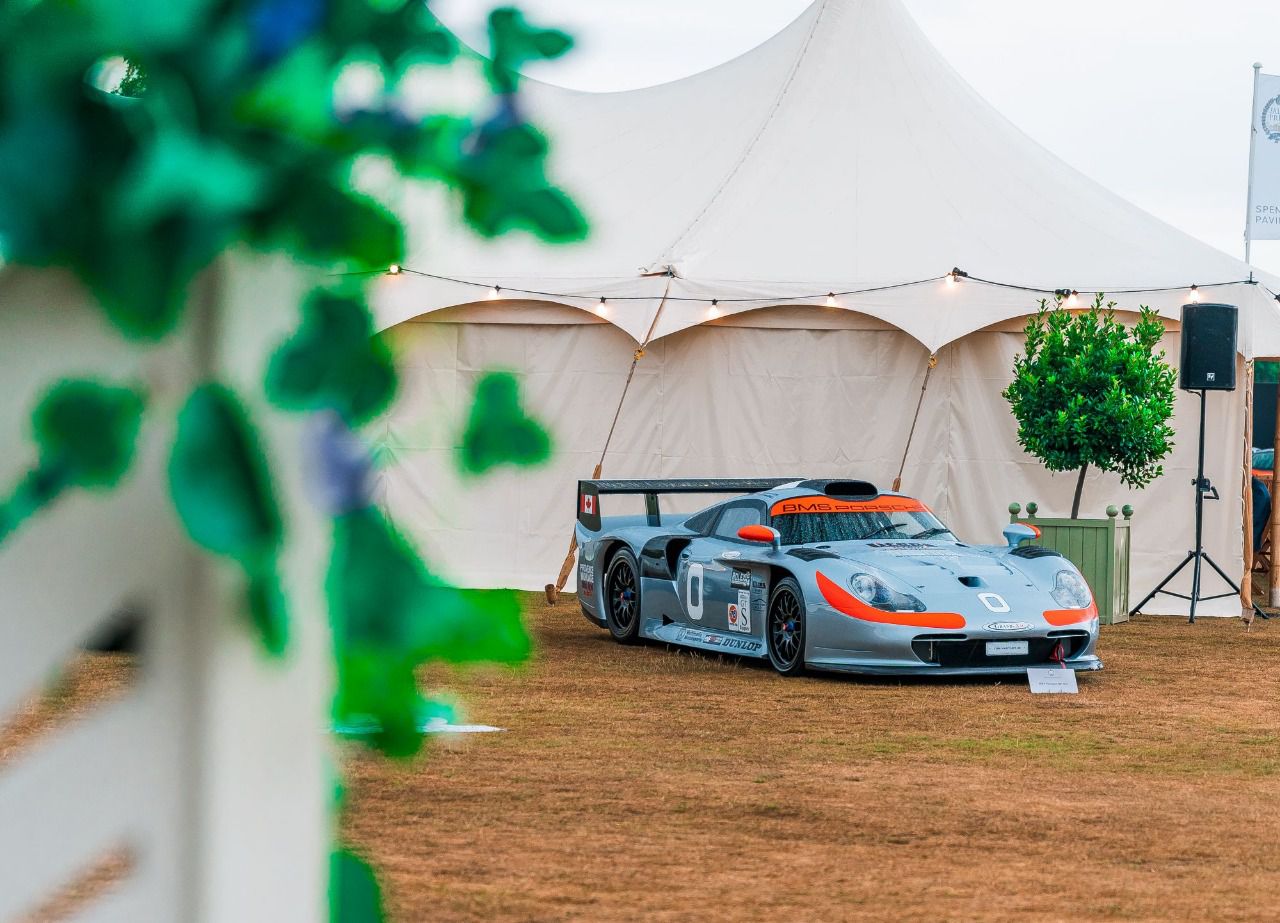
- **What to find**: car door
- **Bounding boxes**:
[676,500,767,635]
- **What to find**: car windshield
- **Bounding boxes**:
[773,509,954,545]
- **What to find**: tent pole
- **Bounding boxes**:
[546,273,677,604]
[1245,63,1262,265]
[891,352,938,492]
[1271,372,1280,609]
[1242,360,1254,617]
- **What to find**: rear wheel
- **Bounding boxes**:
[604,549,642,644]
[767,577,806,675]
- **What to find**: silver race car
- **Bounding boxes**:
[574,478,1101,677]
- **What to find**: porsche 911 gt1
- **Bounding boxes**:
[574,478,1101,677]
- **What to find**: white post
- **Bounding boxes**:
[1246,62,1263,265]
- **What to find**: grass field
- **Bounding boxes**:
[6,600,1279,921]
[343,597,1280,922]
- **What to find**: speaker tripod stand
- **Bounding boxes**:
[1130,389,1269,623]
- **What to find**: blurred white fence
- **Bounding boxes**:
[0,263,330,922]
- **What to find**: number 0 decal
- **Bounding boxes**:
[978,592,1010,613]
[686,563,704,621]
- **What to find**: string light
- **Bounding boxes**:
[345,264,1257,310]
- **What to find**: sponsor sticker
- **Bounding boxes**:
[869,542,946,550]
[578,563,595,597]
[721,550,742,560]
[581,494,595,515]
[986,620,1030,632]
[675,627,760,653]
[771,496,927,515]
[730,568,751,589]
[727,589,752,633]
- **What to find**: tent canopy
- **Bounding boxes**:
[376,0,1280,353]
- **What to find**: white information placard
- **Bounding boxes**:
[1027,668,1079,694]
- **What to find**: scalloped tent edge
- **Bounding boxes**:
[377,0,1280,356]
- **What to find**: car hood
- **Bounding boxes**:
[816,541,1034,590]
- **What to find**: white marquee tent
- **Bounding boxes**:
[369,0,1280,615]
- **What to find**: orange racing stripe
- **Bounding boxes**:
[1042,602,1097,626]
[816,571,966,630]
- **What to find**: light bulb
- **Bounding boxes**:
[826,292,838,307]
[596,298,608,317]
[1066,290,1079,307]
[946,272,957,287]
[1189,285,1201,303]
[707,300,721,319]
[487,286,501,300]
[387,264,401,275]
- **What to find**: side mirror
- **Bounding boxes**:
[1003,523,1040,547]
[738,524,782,552]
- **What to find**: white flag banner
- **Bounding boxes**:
[1252,71,1280,241]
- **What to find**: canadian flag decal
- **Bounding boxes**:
[581,494,595,515]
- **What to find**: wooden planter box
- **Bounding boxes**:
[1008,502,1133,625]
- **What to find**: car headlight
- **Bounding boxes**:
[848,572,926,612]
[1051,569,1093,609]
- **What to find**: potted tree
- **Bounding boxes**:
[1002,294,1176,623]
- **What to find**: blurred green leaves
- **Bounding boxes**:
[267,289,396,425]
[170,384,287,654]
[0,379,144,544]
[330,849,385,923]
[1003,295,1176,516]
[1,0,576,909]
[328,508,530,756]
[486,7,573,94]
[458,372,551,474]
[0,1,585,336]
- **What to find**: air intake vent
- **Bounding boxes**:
[797,479,878,499]
[1010,545,1062,559]
[787,548,840,561]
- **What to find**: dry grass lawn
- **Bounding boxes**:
[6,604,1278,921]
[343,598,1280,923]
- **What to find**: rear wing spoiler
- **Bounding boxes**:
[576,478,802,531]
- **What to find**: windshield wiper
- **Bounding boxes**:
[913,527,952,539]
[862,524,907,539]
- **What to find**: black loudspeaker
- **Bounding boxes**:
[1179,303,1237,391]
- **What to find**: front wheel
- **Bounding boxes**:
[604,549,643,644]
[767,577,806,676]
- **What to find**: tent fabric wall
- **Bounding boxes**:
[374,309,1244,616]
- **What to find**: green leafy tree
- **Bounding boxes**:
[1003,294,1176,518]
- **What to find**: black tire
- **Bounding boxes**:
[603,549,643,644]
[767,577,806,675]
